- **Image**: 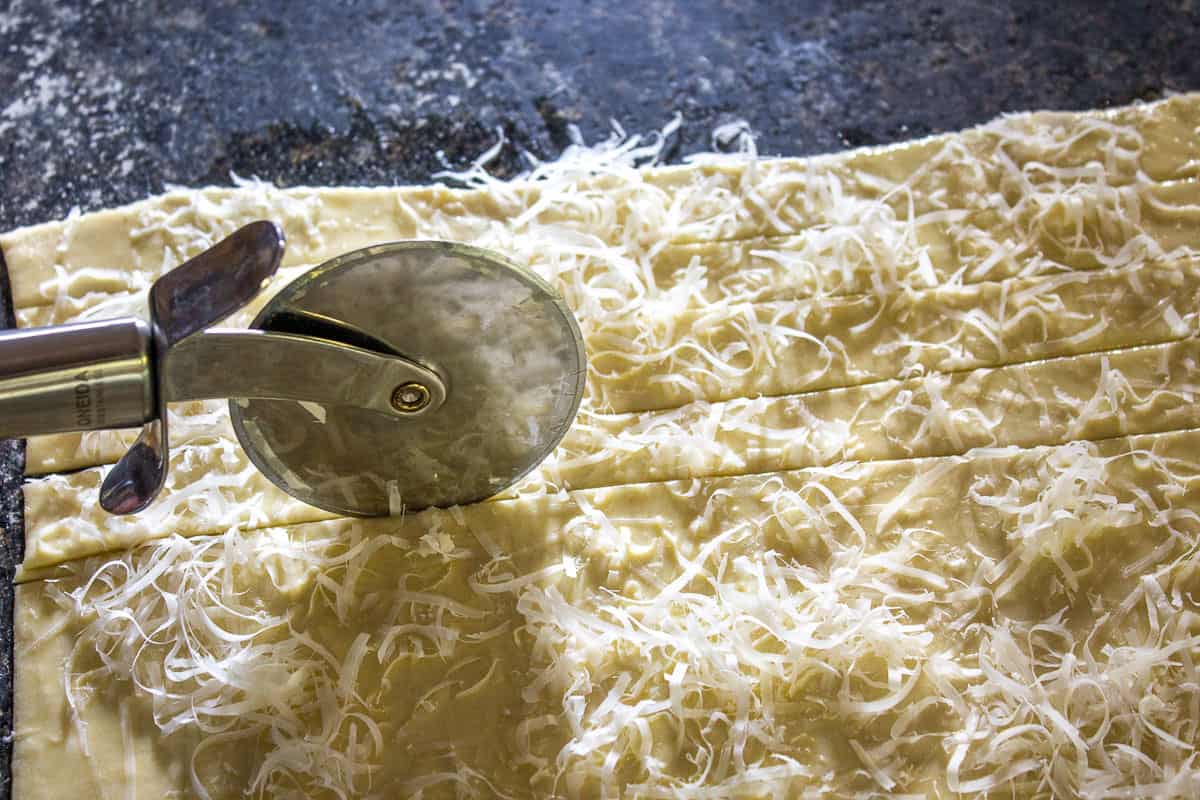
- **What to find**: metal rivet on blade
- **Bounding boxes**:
[391,382,431,413]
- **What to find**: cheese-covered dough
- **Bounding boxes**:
[9,94,1200,798]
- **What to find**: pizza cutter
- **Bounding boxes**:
[0,222,587,516]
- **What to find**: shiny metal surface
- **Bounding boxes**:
[151,220,286,346]
[0,317,154,438]
[162,329,446,417]
[231,240,587,516]
[100,221,286,514]
[98,418,166,515]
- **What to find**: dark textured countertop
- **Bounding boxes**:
[2,1,1199,795]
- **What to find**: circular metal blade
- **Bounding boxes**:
[230,241,586,516]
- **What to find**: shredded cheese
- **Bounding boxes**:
[11,94,1200,798]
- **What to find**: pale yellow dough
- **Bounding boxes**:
[10,94,1200,798]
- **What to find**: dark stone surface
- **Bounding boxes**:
[1,0,1198,795]
[3,0,1200,229]
[0,246,20,800]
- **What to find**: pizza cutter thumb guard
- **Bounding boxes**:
[0,222,587,516]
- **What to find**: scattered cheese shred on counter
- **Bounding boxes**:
[7,94,1200,798]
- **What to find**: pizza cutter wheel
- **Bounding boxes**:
[0,223,587,516]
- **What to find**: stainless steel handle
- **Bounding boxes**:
[0,318,155,438]
[162,329,447,417]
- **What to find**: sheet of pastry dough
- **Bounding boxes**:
[9,94,1200,798]
[14,430,1200,798]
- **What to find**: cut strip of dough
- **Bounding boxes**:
[552,337,1200,487]
[589,261,1200,412]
